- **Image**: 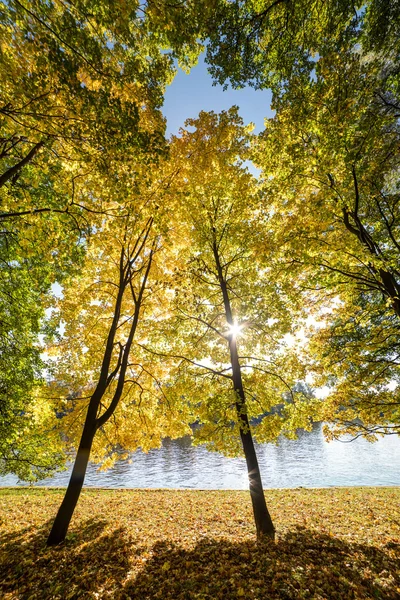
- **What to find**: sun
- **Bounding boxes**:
[227,321,243,339]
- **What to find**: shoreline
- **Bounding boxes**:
[1,483,399,490]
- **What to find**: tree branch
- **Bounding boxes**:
[0,140,45,187]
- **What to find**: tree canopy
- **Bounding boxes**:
[202,0,400,95]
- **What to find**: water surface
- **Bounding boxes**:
[1,424,399,488]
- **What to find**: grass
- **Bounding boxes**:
[0,487,399,599]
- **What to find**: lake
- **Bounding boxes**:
[1,423,399,488]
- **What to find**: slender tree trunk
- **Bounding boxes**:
[212,238,275,540]
[47,419,96,546]
[47,246,127,546]
[229,336,275,540]
[46,441,93,545]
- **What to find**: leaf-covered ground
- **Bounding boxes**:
[0,487,399,599]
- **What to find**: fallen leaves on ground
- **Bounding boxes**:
[0,487,399,599]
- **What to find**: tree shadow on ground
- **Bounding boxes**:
[1,524,399,599]
[0,517,131,599]
[123,528,400,600]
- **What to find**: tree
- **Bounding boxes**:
[250,46,400,437]
[0,0,176,478]
[0,170,85,479]
[151,0,400,439]
[0,0,174,239]
[0,0,172,173]
[0,231,66,480]
[0,0,171,235]
[45,153,196,544]
[46,211,157,544]
[147,110,309,539]
[199,0,400,96]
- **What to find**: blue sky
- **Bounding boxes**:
[162,54,274,137]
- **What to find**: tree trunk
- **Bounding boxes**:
[47,422,95,546]
[240,427,275,538]
[230,336,276,540]
[212,238,275,540]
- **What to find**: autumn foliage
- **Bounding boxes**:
[1,488,399,599]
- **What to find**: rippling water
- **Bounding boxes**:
[1,424,399,488]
